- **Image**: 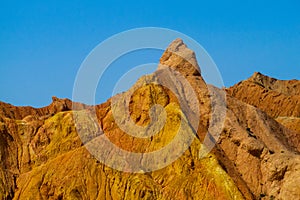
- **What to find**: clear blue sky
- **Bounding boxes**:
[1,0,299,107]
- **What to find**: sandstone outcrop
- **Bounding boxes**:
[227,72,300,118]
[0,39,299,199]
[227,72,300,140]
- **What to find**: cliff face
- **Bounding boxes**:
[1,39,300,200]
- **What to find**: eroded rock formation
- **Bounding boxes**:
[0,39,299,200]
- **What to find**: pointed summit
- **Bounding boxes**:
[158,38,201,76]
[250,72,270,82]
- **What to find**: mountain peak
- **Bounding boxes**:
[158,38,201,76]
[250,72,272,82]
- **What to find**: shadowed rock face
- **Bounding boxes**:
[0,39,300,200]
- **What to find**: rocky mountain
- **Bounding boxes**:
[0,39,299,200]
[227,72,300,134]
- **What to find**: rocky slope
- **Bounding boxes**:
[227,72,300,134]
[0,39,300,200]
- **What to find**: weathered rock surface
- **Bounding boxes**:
[227,72,300,119]
[276,117,300,133]
[227,72,300,146]
[0,39,299,200]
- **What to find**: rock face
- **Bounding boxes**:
[227,72,300,141]
[158,38,201,76]
[0,39,300,200]
[227,72,300,118]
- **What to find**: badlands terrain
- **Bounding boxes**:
[0,39,299,199]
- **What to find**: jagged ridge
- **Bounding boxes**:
[0,40,300,199]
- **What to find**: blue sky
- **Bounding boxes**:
[1,0,299,107]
